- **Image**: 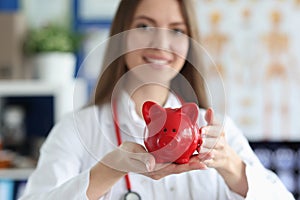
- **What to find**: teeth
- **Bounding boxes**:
[145,57,168,65]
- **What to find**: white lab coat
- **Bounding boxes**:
[20,92,295,200]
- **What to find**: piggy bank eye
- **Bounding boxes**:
[172,129,176,132]
[163,128,167,132]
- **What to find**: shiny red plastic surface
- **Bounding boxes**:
[142,101,203,164]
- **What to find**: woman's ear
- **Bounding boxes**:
[181,103,199,124]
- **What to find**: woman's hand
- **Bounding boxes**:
[101,141,208,179]
[88,127,208,199]
[88,141,155,199]
[199,108,248,197]
[142,155,208,180]
[199,108,237,171]
[100,141,156,174]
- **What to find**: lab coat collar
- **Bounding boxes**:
[111,90,183,143]
[116,90,183,127]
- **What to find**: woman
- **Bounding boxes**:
[21,0,294,199]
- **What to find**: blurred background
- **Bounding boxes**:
[0,0,300,199]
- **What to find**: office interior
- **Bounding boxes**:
[0,0,300,199]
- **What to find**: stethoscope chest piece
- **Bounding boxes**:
[124,191,141,200]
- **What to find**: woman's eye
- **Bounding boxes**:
[172,28,185,35]
[136,23,151,30]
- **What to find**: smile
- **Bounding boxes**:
[145,57,169,65]
[143,56,172,70]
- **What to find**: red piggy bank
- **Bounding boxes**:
[142,101,203,164]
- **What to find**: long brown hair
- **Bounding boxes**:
[92,0,209,109]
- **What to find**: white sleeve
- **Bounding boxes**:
[19,116,107,200]
[223,117,295,200]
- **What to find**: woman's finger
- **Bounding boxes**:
[202,125,224,138]
[172,161,207,173]
[121,142,156,172]
[204,108,214,125]
[203,158,214,167]
[199,147,215,154]
[144,158,208,180]
[100,141,156,173]
[129,152,156,172]
[192,152,212,160]
[202,137,218,149]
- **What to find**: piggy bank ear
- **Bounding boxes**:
[142,101,165,125]
[181,103,199,124]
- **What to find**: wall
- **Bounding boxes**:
[75,0,300,141]
[21,0,71,28]
[196,0,300,141]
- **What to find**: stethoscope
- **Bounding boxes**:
[112,100,142,200]
[112,95,184,200]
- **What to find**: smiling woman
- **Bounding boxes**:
[94,0,208,109]
[125,1,189,75]
[19,0,295,200]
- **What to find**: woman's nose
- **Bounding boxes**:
[148,28,171,50]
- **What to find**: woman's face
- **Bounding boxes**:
[124,0,189,83]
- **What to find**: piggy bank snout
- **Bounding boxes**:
[157,136,177,148]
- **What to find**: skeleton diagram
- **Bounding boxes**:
[202,11,229,114]
[230,8,261,129]
[262,10,291,139]
[203,10,229,80]
[233,8,262,86]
